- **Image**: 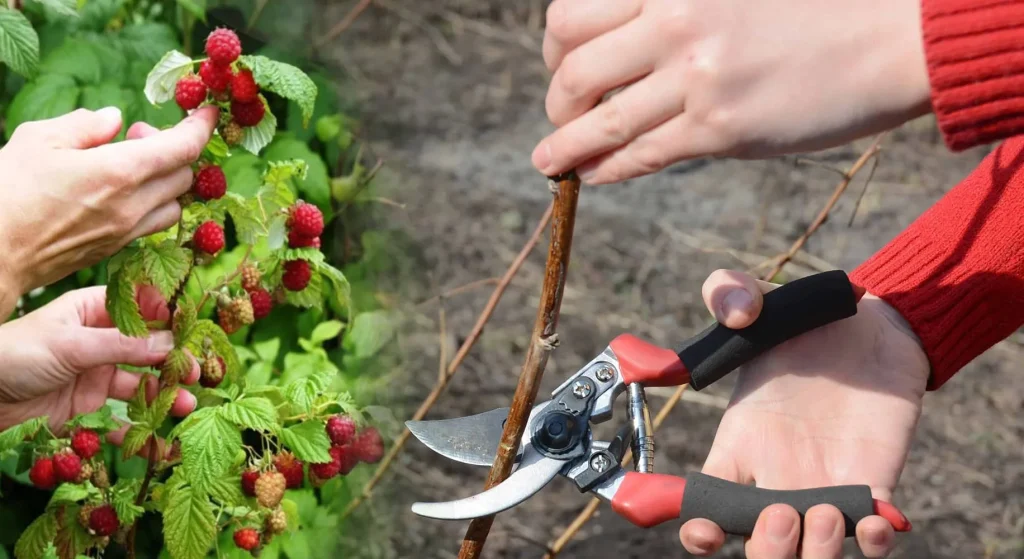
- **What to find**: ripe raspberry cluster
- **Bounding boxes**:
[30,428,120,546]
[174,28,266,142]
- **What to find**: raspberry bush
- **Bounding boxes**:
[0,22,400,559]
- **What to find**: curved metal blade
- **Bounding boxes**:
[410,444,567,520]
[406,407,509,466]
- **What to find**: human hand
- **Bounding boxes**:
[532,0,932,184]
[0,106,218,314]
[0,286,199,448]
[679,270,929,558]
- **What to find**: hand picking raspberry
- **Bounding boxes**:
[0,106,218,319]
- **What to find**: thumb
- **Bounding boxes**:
[55,107,124,149]
[701,269,776,329]
[58,328,174,371]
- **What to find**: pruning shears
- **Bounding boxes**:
[406,270,912,537]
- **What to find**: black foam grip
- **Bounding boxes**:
[679,473,874,537]
[678,270,858,391]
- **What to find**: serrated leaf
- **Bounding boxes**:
[147,386,178,429]
[39,37,101,84]
[0,417,47,455]
[239,55,317,125]
[120,424,151,461]
[214,193,264,245]
[206,471,244,507]
[163,485,216,559]
[178,412,240,492]
[319,264,352,318]
[184,320,241,378]
[344,310,399,359]
[0,7,39,78]
[279,421,331,464]
[161,348,192,385]
[280,247,325,264]
[283,369,331,414]
[203,133,229,162]
[219,397,278,433]
[65,406,120,433]
[239,99,277,155]
[14,511,57,559]
[141,241,192,300]
[126,375,151,423]
[29,0,79,17]
[106,259,148,338]
[263,137,330,208]
[110,478,144,525]
[283,271,324,310]
[47,483,97,508]
[167,406,217,443]
[41,543,57,559]
[173,296,198,346]
[264,159,308,187]
[144,50,194,105]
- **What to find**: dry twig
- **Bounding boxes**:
[340,202,555,519]
[541,135,887,556]
[459,173,582,559]
[315,0,374,48]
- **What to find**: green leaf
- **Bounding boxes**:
[65,406,119,433]
[283,271,324,310]
[0,7,39,78]
[320,264,352,318]
[214,193,264,246]
[106,257,148,338]
[205,471,244,507]
[119,23,179,65]
[163,485,217,559]
[142,241,192,300]
[14,511,57,559]
[280,247,324,264]
[5,74,79,140]
[239,55,317,126]
[178,412,240,492]
[173,297,198,346]
[252,338,281,362]
[203,133,229,162]
[47,482,97,508]
[144,50,194,105]
[184,320,241,378]
[279,420,331,464]
[344,310,399,359]
[263,159,308,188]
[283,369,331,414]
[39,37,101,84]
[147,387,179,429]
[176,0,207,21]
[29,0,79,17]
[109,478,144,525]
[239,98,277,155]
[308,321,343,346]
[120,424,151,461]
[263,137,330,208]
[126,374,151,423]
[0,417,47,455]
[219,397,278,433]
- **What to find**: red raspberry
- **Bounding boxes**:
[334,444,359,476]
[71,428,101,460]
[231,99,265,127]
[233,527,260,551]
[205,28,242,66]
[249,288,273,320]
[53,450,83,483]
[194,165,227,200]
[199,59,232,92]
[29,457,56,489]
[241,467,259,497]
[193,221,225,256]
[273,452,304,489]
[312,237,321,249]
[288,203,324,238]
[231,69,259,103]
[308,455,340,481]
[354,427,385,464]
[326,415,356,446]
[175,75,207,111]
[281,260,311,291]
[88,504,119,537]
[287,230,318,249]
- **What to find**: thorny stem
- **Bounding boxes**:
[542,137,888,557]
[196,245,254,310]
[458,172,581,559]
[340,201,555,520]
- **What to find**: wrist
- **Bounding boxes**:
[861,292,923,349]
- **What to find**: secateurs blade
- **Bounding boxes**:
[407,270,912,536]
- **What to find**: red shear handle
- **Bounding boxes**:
[610,472,911,536]
[611,270,862,390]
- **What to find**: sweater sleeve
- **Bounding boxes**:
[922,0,1024,151]
[850,136,1024,389]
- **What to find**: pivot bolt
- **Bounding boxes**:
[572,381,592,399]
[590,454,611,473]
[595,366,615,382]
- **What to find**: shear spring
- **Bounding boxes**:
[627,383,654,473]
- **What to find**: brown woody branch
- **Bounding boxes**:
[458,172,582,559]
[541,136,887,557]
[340,201,555,519]
[315,0,374,48]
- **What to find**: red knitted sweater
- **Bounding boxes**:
[850,0,1024,389]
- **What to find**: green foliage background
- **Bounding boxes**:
[0,1,411,557]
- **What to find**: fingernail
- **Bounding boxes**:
[720,289,754,319]
[96,106,122,126]
[532,142,552,172]
[182,391,197,412]
[766,510,795,543]
[147,332,175,353]
[578,165,596,183]
[806,513,838,544]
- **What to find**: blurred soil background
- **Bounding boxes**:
[313,1,1024,557]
